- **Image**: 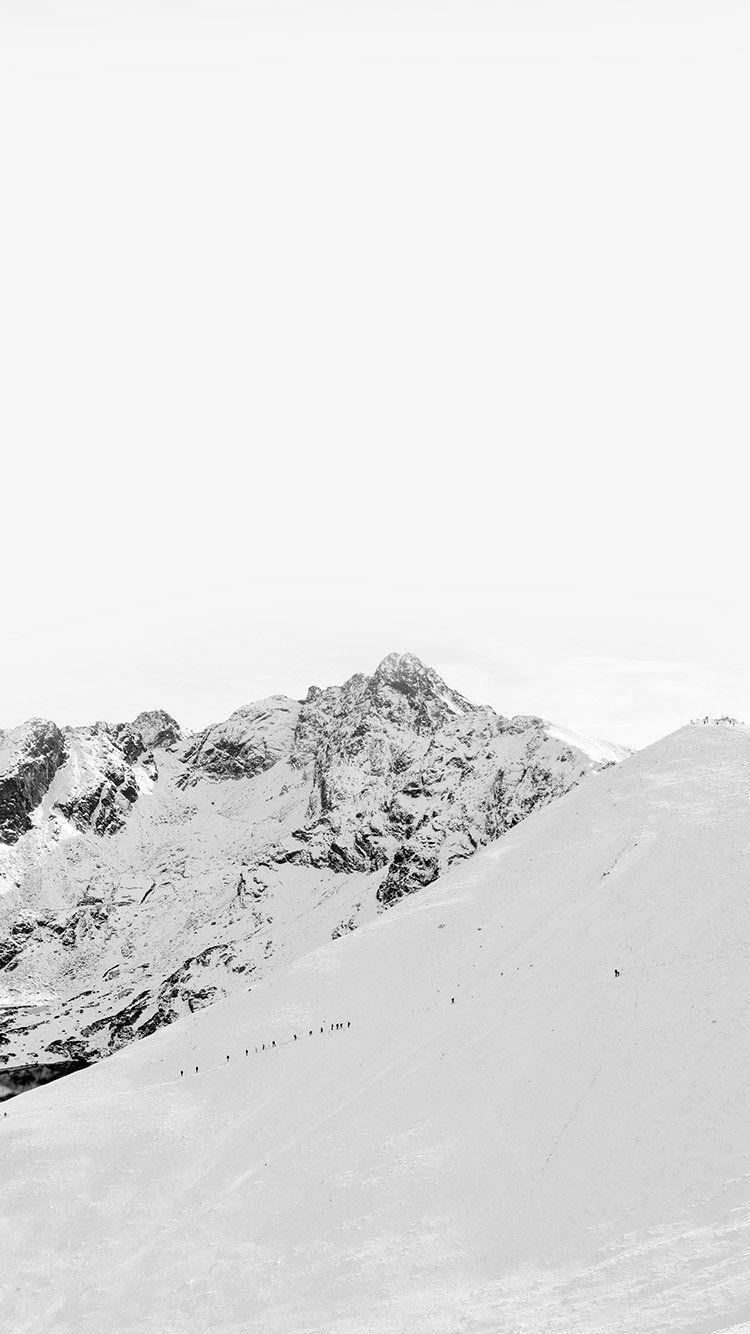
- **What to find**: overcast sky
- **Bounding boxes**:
[2,1,749,748]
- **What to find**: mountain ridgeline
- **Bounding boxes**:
[0,654,626,1072]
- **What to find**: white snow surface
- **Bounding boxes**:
[1,722,748,1332]
[546,722,632,766]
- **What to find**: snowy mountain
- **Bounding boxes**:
[1,721,746,1332]
[0,654,622,1071]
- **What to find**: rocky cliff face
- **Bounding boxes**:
[271,653,591,906]
[130,710,181,751]
[180,697,298,785]
[0,653,625,1076]
[0,711,180,857]
[0,721,66,845]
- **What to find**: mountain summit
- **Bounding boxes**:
[365,651,475,727]
[0,654,624,1073]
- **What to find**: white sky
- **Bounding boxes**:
[1,1,749,748]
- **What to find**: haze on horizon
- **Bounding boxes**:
[2,0,749,749]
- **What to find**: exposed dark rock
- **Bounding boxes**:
[130,710,181,750]
[46,1037,89,1063]
[0,919,37,970]
[81,990,152,1052]
[377,845,440,906]
[111,723,147,764]
[179,697,298,785]
[0,720,66,845]
[0,1059,89,1102]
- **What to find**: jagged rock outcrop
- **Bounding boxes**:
[53,728,144,836]
[0,720,66,844]
[110,723,147,765]
[131,710,181,750]
[269,653,593,905]
[180,697,299,785]
[0,711,174,894]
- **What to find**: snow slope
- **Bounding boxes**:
[0,654,620,1068]
[546,722,632,766]
[1,722,747,1332]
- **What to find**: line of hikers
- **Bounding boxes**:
[180,1020,352,1078]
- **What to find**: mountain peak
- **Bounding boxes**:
[130,710,181,750]
[368,652,475,720]
[371,650,429,681]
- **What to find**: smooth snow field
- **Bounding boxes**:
[1,724,749,1333]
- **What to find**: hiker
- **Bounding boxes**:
[614,968,620,978]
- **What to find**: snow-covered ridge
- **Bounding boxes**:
[0,654,627,1070]
[2,721,748,1332]
[545,722,632,766]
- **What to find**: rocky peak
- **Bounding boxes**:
[181,697,299,785]
[365,652,475,732]
[52,726,147,836]
[276,653,600,909]
[130,710,181,750]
